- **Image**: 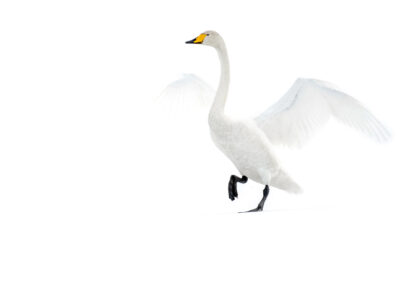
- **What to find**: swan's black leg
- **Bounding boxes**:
[228,175,248,201]
[242,185,270,213]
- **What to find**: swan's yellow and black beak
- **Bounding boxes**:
[186,33,207,44]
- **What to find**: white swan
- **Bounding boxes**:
[185,31,391,212]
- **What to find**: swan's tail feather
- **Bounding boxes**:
[271,170,303,194]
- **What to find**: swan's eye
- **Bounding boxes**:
[206,33,210,36]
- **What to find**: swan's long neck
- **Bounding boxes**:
[210,41,230,117]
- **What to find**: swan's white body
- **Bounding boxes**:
[187,31,390,196]
[209,115,292,189]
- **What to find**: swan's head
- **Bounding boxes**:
[185,31,221,47]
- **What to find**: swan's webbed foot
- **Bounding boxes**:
[240,205,263,213]
[239,185,270,213]
[228,175,248,201]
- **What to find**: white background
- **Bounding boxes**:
[1,0,399,283]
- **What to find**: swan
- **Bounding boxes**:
[185,31,391,212]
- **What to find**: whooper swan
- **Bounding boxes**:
[185,31,390,212]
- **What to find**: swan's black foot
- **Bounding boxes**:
[228,175,248,201]
[239,185,270,213]
[240,205,263,213]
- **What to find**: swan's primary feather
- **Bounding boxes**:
[158,74,214,110]
[255,78,391,148]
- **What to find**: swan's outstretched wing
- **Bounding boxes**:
[158,74,214,110]
[255,78,391,148]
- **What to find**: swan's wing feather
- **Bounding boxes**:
[158,74,214,109]
[255,78,390,147]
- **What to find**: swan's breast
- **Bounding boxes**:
[209,118,279,172]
